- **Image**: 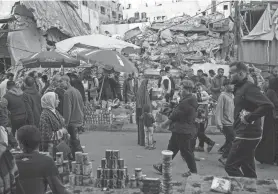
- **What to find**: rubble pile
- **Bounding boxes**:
[127,12,233,72]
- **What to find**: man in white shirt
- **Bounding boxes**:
[0,73,14,99]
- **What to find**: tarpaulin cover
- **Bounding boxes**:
[56,34,140,53]
[242,4,278,41]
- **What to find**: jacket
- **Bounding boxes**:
[215,92,234,128]
[233,79,273,139]
[168,94,198,135]
[3,88,28,120]
[63,86,84,127]
[23,86,42,127]
[210,75,225,100]
[123,78,136,102]
[0,98,9,127]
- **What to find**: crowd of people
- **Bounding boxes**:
[0,61,278,193]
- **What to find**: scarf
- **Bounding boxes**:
[41,92,56,114]
[136,79,151,109]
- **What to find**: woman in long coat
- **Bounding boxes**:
[136,80,151,146]
[39,92,69,159]
[255,77,278,165]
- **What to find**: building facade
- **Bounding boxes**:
[79,0,123,24]
[120,0,211,22]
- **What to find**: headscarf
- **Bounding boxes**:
[41,92,56,113]
[136,79,151,109]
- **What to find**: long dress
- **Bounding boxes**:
[255,89,278,164]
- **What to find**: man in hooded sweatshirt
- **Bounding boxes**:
[3,81,29,136]
[23,76,42,128]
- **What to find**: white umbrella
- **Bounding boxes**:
[55,34,139,53]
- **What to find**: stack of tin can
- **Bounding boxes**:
[95,149,129,189]
[141,178,161,194]
[55,152,70,184]
[129,168,147,189]
[161,150,173,194]
[69,152,93,187]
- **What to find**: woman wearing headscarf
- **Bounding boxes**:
[255,77,278,165]
[39,92,69,158]
[136,79,152,146]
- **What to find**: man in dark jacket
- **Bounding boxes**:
[153,80,198,177]
[23,76,42,128]
[3,81,29,136]
[225,61,273,178]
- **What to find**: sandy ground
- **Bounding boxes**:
[80,131,278,182]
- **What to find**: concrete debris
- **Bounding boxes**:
[127,12,233,71]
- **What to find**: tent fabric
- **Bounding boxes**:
[55,34,140,53]
[20,1,90,37]
[240,40,278,66]
[243,4,278,41]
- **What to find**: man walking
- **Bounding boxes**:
[215,79,235,165]
[153,80,198,177]
[225,61,273,178]
[60,75,84,157]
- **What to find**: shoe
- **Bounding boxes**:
[207,142,215,153]
[218,157,227,166]
[153,163,162,174]
[217,149,224,154]
[195,157,201,161]
[195,146,205,152]
[181,171,194,177]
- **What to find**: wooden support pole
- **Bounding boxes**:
[234,0,241,61]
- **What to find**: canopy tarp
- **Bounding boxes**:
[243,4,278,41]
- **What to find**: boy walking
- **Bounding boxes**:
[215,79,235,165]
[141,104,156,150]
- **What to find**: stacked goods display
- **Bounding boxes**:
[161,150,174,194]
[69,152,94,187]
[55,152,70,184]
[95,150,129,189]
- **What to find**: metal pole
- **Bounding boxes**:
[235,0,241,61]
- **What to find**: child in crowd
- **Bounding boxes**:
[194,83,215,153]
[141,104,156,150]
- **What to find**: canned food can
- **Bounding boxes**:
[129,178,137,188]
[135,168,142,179]
[117,169,126,180]
[81,153,89,164]
[103,169,111,179]
[61,173,69,184]
[56,152,63,164]
[69,174,75,186]
[75,163,83,175]
[118,159,124,169]
[111,159,117,169]
[95,179,102,188]
[75,152,83,163]
[82,175,92,186]
[75,175,83,186]
[97,168,103,179]
[71,161,76,173]
[63,160,70,173]
[117,179,125,189]
[124,166,128,175]
[82,162,93,176]
[141,174,147,180]
[112,150,120,160]
[81,146,85,150]
[103,179,109,188]
[111,169,118,179]
[56,164,63,174]
[105,150,112,160]
[101,158,107,168]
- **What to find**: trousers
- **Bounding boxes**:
[225,138,260,178]
[221,126,235,158]
[167,132,197,173]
